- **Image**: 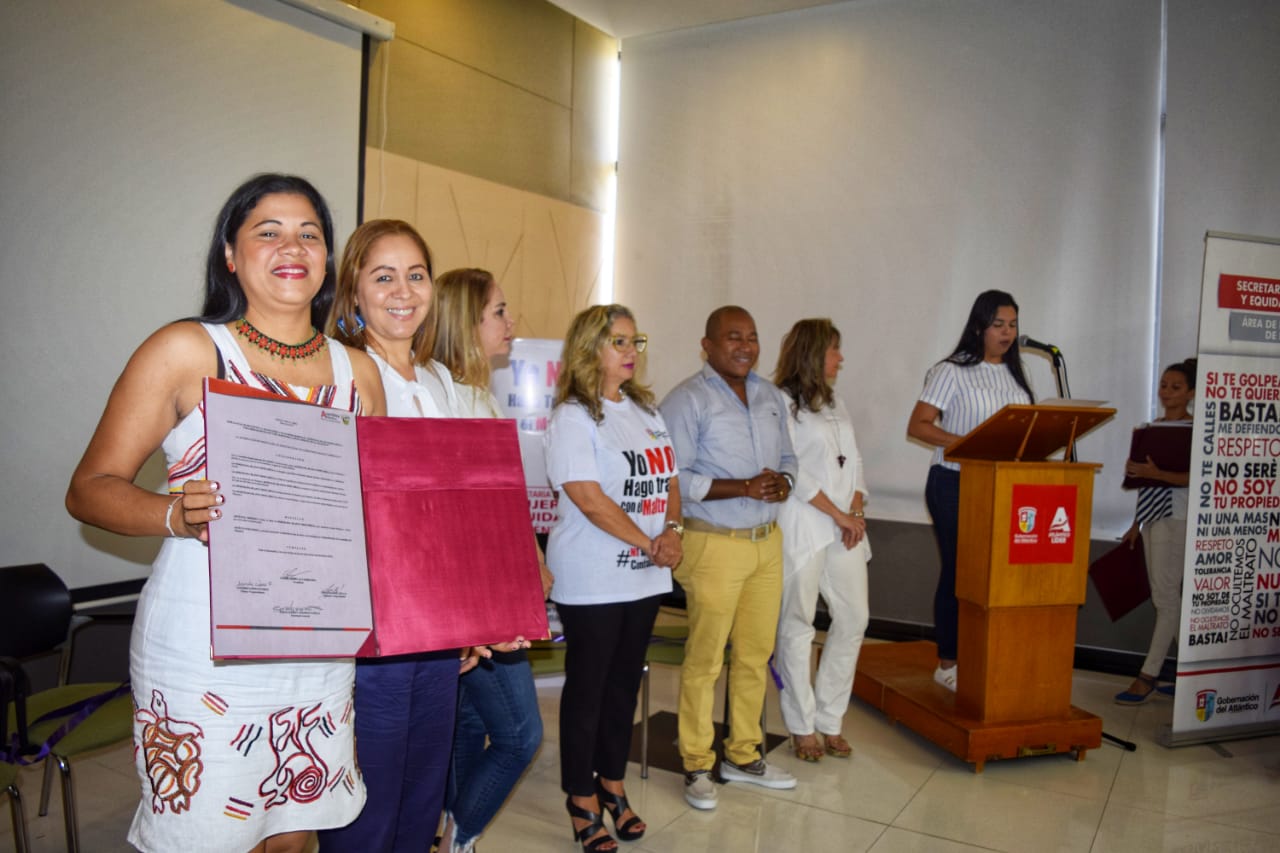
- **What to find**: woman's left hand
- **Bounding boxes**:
[649,529,683,568]
[459,645,492,673]
[1125,454,1163,482]
[837,512,866,549]
[486,636,533,654]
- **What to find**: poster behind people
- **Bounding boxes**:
[491,338,564,534]
[1174,233,1280,743]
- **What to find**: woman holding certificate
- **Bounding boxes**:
[431,267,549,853]
[66,174,385,853]
[906,290,1034,691]
[545,305,682,853]
[1114,358,1196,705]
[319,219,477,853]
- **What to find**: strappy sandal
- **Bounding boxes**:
[1114,673,1158,705]
[791,734,823,762]
[821,733,853,758]
[566,795,619,852]
[595,777,645,841]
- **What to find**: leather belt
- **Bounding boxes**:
[682,517,777,542]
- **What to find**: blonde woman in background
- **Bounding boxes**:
[431,268,550,853]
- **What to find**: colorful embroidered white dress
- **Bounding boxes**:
[127,323,367,851]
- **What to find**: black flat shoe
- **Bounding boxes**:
[566,795,618,852]
[595,777,645,842]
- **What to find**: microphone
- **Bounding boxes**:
[1017,334,1060,355]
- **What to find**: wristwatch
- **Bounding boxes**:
[665,520,685,537]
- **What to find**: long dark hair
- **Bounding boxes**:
[774,318,840,416]
[198,174,337,329]
[943,289,1034,403]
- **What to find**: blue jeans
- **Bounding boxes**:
[318,652,459,853]
[446,656,542,845]
[925,465,961,660]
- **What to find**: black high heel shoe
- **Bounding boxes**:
[594,777,645,842]
[566,795,618,852]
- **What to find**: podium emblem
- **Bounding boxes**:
[1017,507,1036,533]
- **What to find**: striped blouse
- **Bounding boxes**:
[918,359,1033,471]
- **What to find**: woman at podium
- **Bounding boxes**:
[906,290,1035,690]
[1114,358,1196,705]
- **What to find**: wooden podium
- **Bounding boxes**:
[853,403,1115,771]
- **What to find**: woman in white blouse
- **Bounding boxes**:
[772,319,869,762]
[320,220,469,852]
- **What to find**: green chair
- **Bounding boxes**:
[1,563,134,853]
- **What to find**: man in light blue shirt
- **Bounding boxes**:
[659,305,799,810]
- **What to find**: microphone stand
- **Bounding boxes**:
[1042,346,1138,753]
[1043,348,1076,463]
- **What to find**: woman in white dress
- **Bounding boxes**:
[66,174,386,853]
[772,319,869,761]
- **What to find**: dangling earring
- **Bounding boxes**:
[337,308,366,335]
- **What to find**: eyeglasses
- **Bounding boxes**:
[608,334,648,353]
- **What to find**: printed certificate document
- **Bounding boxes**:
[203,379,549,659]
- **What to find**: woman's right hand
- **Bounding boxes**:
[834,511,866,549]
[1122,522,1141,550]
[175,480,223,543]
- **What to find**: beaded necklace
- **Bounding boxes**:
[234,317,327,361]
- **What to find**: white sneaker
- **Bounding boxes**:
[719,758,797,790]
[933,664,957,691]
[684,769,718,810]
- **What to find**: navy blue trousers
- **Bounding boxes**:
[925,465,961,661]
[318,651,459,853]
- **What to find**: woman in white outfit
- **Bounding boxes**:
[772,319,869,761]
[66,174,386,853]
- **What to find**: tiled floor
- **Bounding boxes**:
[5,641,1279,853]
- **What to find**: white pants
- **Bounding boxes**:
[775,539,869,736]
[1141,516,1186,678]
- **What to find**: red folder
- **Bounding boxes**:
[355,415,548,656]
[1087,537,1151,621]
[1122,422,1192,489]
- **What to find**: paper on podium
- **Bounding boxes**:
[203,379,548,659]
[1087,538,1151,621]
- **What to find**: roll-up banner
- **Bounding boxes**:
[1169,232,1280,745]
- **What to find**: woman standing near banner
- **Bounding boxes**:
[1114,358,1196,705]
[319,219,470,853]
[906,290,1034,691]
[431,267,550,853]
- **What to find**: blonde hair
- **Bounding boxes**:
[327,219,435,364]
[431,268,497,388]
[554,304,655,423]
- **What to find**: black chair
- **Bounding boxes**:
[1,563,133,853]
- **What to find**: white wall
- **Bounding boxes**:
[615,0,1166,530]
[0,0,365,588]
